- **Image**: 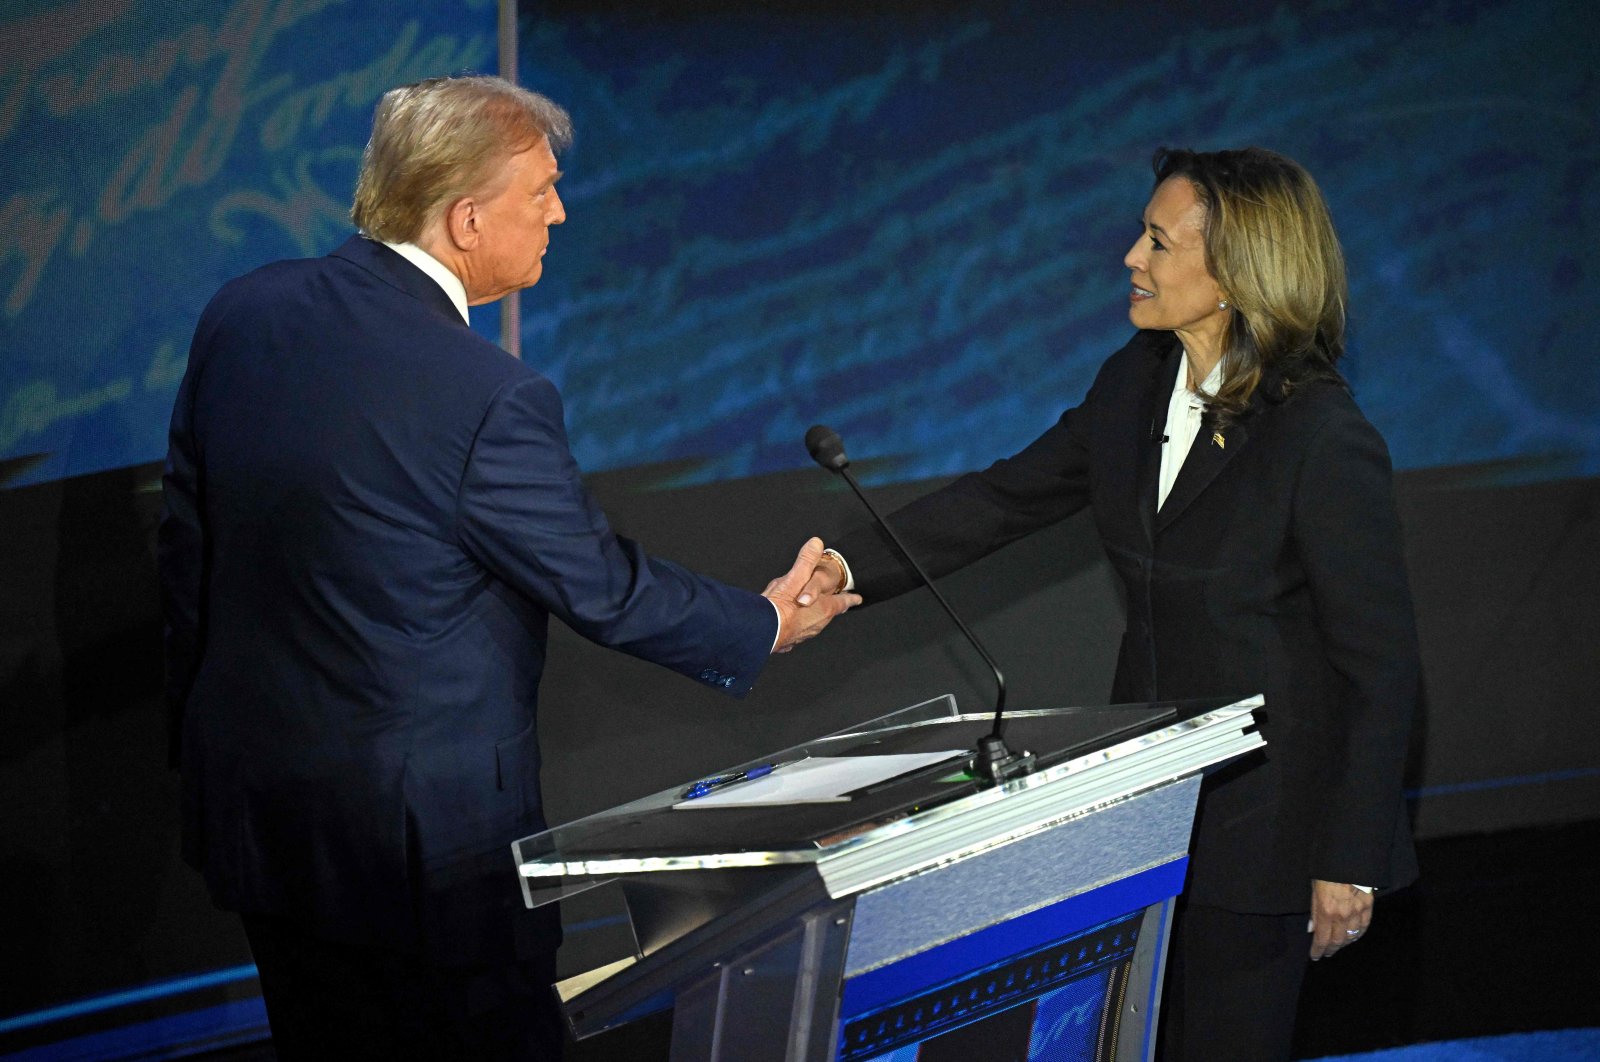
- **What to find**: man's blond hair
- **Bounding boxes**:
[351,76,573,244]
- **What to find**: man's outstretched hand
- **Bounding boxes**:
[763,537,861,653]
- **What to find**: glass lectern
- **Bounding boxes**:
[513,694,1263,1062]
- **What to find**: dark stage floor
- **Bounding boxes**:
[200,818,1600,1061]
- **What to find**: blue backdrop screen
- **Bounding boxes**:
[516,0,1598,486]
[2,0,1595,489]
[0,0,494,487]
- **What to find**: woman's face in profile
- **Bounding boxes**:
[1123,177,1229,351]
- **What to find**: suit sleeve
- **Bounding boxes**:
[1292,402,1421,886]
[838,389,1097,603]
[455,373,777,695]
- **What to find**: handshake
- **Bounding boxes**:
[762,537,859,654]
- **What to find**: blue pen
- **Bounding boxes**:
[681,760,791,800]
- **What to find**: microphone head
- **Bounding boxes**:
[805,424,850,471]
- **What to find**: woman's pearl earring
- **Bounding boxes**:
[1218,300,1229,310]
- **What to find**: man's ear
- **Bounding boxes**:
[444,196,480,251]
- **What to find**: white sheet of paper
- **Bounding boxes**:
[673,751,968,809]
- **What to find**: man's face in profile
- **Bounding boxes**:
[465,135,566,304]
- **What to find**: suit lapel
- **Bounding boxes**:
[1135,340,1182,546]
[1155,405,1253,534]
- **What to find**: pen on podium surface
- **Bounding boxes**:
[680,759,800,800]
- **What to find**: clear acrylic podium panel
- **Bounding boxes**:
[519,694,1265,1060]
[512,693,1263,909]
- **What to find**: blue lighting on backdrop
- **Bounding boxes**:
[0,0,495,488]
[515,0,1599,486]
[2,0,1595,491]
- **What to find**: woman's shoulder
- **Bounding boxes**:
[1267,377,1393,462]
[1092,329,1177,387]
[1276,374,1363,420]
[1107,329,1178,365]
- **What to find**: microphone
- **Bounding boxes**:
[804,425,1033,784]
[805,424,849,471]
[1149,416,1168,444]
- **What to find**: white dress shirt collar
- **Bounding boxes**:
[380,240,471,326]
[1179,350,1224,401]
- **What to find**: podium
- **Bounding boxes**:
[512,694,1262,1061]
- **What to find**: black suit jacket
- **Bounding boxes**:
[159,236,777,963]
[838,330,1419,912]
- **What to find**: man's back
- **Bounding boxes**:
[169,237,552,956]
[163,237,775,962]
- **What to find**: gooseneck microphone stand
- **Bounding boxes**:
[805,425,1034,784]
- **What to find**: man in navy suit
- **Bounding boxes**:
[159,76,857,1060]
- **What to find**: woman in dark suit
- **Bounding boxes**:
[810,148,1420,1061]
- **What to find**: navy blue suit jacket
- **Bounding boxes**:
[160,236,777,962]
[837,330,1419,913]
